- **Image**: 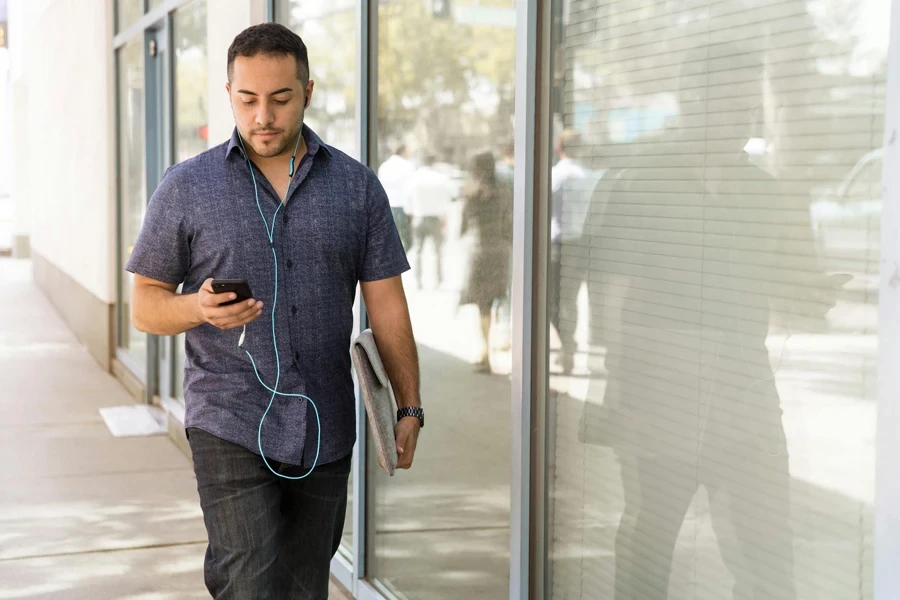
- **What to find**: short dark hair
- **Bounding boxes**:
[227,23,309,84]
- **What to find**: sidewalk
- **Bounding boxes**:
[0,259,350,599]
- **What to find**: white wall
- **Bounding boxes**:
[8,0,33,249]
[207,0,267,148]
[6,0,267,303]
[9,0,115,303]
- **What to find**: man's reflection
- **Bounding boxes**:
[577,46,841,599]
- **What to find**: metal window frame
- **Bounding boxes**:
[114,0,188,49]
[511,0,543,597]
[354,0,375,591]
[875,0,900,598]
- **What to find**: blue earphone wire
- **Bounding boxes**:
[235,130,320,480]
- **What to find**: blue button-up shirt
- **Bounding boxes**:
[126,126,409,467]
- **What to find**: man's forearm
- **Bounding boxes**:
[376,316,420,409]
[132,286,204,336]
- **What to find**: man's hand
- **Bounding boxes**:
[361,276,421,470]
[196,278,263,330]
[395,416,420,469]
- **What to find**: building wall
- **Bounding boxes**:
[11,0,116,304]
[8,0,116,368]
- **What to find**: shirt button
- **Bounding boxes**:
[294,351,299,361]
[291,305,298,315]
[283,214,290,223]
[286,259,294,269]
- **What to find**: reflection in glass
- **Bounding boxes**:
[370,1,517,598]
[276,0,359,158]
[116,0,143,33]
[117,37,147,366]
[546,1,884,599]
[171,0,208,407]
[460,150,513,371]
[173,0,208,164]
[278,0,362,557]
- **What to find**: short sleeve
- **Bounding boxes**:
[125,167,191,284]
[360,172,411,282]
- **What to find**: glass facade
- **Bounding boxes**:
[370,1,517,598]
[276,1,360,158]
[117,36,147,368]
[544,1,886,599]
[172,0,208,405]
[173,0,208,163]
[110,1,895,598]
[116,0,144,33]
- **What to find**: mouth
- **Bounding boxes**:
[254,130,281,142]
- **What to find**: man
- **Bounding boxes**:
[126,23,423,599]
[377,143,416,250]
[549,129,603,373]
[404,154,455,288]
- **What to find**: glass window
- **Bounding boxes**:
[370,1,517,598]
[276,1,359,158]
[149,0,167,11]
[117,37,147,366]
[171,0,208,405]
[173,0,208,163]
[278,0,362,558]
[116,0,144,33]
[544,1,886,599]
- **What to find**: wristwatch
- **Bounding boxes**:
[397,406,424,429]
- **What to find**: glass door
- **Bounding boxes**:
[163,0,209,409]
[145,24,169,403]
[116,23,167,401]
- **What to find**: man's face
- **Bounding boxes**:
[226,53,314,159]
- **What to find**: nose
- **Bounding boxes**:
[254,100,275,128]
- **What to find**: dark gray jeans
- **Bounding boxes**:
[187,428,350,600]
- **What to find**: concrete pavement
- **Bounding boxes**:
[0,259,350,600]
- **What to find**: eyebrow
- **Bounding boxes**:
[236,88,295,96]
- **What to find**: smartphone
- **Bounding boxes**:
[211,279,254,306]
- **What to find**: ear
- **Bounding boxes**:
[225,82,231,95]
[304,80,315,109]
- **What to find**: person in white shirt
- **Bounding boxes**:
[550,130,605,373]
[405,154,456,288]
[377,144,416,250]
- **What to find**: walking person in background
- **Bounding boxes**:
[459,149,513,373]
[377,143,416,251]
[549,129,590,374]
[405,154,455,288]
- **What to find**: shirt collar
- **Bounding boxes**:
[225,123,333,162]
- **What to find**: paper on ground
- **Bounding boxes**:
[99,404,167,437]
